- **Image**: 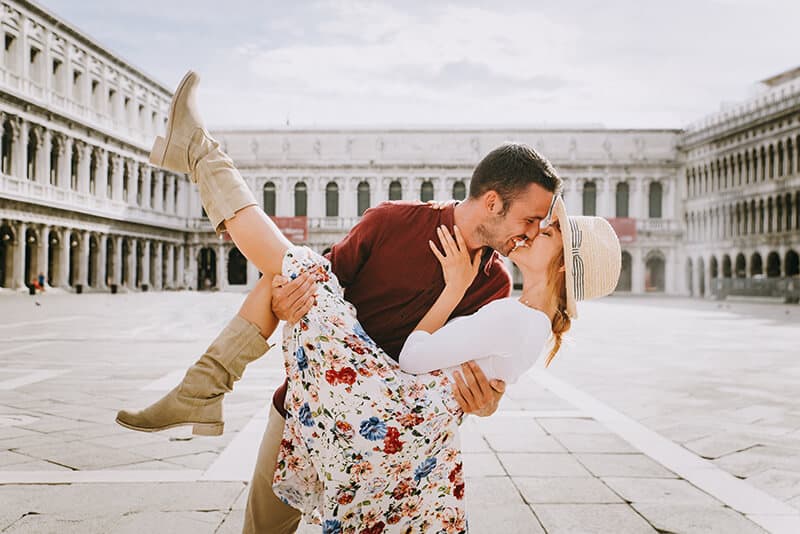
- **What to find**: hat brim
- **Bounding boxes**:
[553,197,578,319]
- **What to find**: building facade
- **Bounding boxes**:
[0,0,797,298]
[681,69,800,298]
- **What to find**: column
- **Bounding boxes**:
[142,166,153,210]
[153,242,163,290]
[126,238,137,288]
[96,234,108,289]
[141,240,150,290]
[177,244,187,289]
[76,141,91,194]
[165,173,176,214]
[165,244,175,289]
[57,227,70,288]
[435,177,449,201]
[186,244,198,289]
[111,155,124,202]
[599,177,614,218]
[12,221,27,289]
[111,235,122,287]
[38,129,51,185]
[563,178,580,214]
[340,178,355,218]
[36,224,48,286]
[216,243,226,290]
[77,230,90,289]
[10,117,24,179]
[152,169,163,212]
[97,149,109,200]
[631,178,645,219]
[175,177,187,217]
[54,134,68,188]
[631,248,645,294]
[127,161,138,206]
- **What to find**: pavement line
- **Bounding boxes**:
[531,369,800,534]
[0,341,53,356]
[0,470,204,484]
[201,405,271,482]
[0,369,69,390]
[494,409,586,418]
[0,316,90,330]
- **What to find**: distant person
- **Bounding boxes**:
[37,272,46,292]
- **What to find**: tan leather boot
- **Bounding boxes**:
[115,315,269,436]
[150,70,256,231]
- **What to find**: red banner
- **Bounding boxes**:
[271,216,308,243]
[606,217,636,244]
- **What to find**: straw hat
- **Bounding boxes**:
[552,196,622,319]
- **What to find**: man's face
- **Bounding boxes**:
[476,183,555,256]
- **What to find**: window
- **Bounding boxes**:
[70,144,79,190]
[453,181,467,201]
[294,182,307,216]
[50,137,59,185]
[357,181,370,216]
[72,70,84,102]
[108,89,116,116]
[325,182,338,217]
[29,47,41,83]
[26,130,37,180]
[263,182,276,216]
[389,180,402,200]
[52,58,64,93]
[648,181,663,218]
[582,181,596,216]
[615,182,629,217]
[420,180,434,202]
[4,34,17,72]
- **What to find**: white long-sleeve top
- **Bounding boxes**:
[398,298,552,384]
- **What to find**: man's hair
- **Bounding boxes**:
[469,143,562,213]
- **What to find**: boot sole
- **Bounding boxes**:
[149,70,197,168]
[115,415,223,437]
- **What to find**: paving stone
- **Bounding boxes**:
[111,510,224,533]
[460,427,492,453]
[632,503,767,533]
[576,454,677,478]
[602,477,721,505]
[712,445,800,478]
[516,477,622,504]
[552,433,637,454]
[531,503,657,533]
[467,504,544,533]
[485,433,566,453]
[463,452,506,477]
[472,417,547,437]
[0,450,34,467]
[162,451,220,470]
[538,418,610,435]
[684,433,765,459]
[498,453,592,477]
[746,468,800,500]
[464,476,525,505]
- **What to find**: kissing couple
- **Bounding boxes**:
[116,71,621,533]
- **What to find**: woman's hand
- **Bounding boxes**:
[429,225,481,293]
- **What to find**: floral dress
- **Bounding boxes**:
[273,246,467,534]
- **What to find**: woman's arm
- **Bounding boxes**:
[413,225,480,334]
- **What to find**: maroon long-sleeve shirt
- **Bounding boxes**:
[272,201,511,415]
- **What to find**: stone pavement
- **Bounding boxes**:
[0,291,798,533]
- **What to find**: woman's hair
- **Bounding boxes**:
[545,249,571,367]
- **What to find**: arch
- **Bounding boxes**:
[197,247,216,290]
[47,229,59,285]
[121,239,130,287]
[227,247,247,285]
[709,255,718,279]
[645,251,665,292]
[325,181,339,217]
[768,144,775,178]
[697,257,706,297]
[88,235,99,287]
[105,237,113,288]
[0,224,14,287]
[136,167,144,206]
[1,119,13,175]
[722,254,732,278]
[420,180,434,202]
[648,181,663,218]
[615,182,629,217]
[767,197,773,233]
[70,144,79,190]
[777,196,784,233]
[294,181,307,217]
[357,181,370,216]
[766,251,781,278]
[24,228,37,287]
[758,199,765,233]
[796,192,800,230]
[389,180,402,201]
[760,146,767,181]
[50,135,60,185]
[68,231,80,287]
[686,257,694,296]
[735,253,746,278]
[262,181,276,216]
[148,242,158,288]
[750,252,763,277]
[26,128,37,180]
[135,240,144,288]
[582,181,597,216]
[89,149,98,195]
[778,141,785,177]
[786,250,799,277]
[786,193,793,234]
[453,180,467,201]
[616,251,632,291]
[789,138,795,176]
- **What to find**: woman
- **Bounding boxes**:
[119,71,621,532]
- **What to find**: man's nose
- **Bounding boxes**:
[524,226,540,240]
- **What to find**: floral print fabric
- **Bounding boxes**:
[273,246,467,533]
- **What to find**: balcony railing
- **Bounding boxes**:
[636,218,681,233]
[308,217,362,231]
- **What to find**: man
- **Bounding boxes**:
[244,143,561,533]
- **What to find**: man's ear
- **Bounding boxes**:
[484,190,500,214]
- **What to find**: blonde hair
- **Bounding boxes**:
[544,251,571,367]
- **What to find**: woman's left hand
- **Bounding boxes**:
[429,225,481,293]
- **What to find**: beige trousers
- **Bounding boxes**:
[243,403,302,534]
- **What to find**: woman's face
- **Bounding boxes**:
[508,216,564,275]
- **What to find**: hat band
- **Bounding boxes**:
[569,218,585,302]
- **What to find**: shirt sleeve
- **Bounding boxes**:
[328,204,386,287]
[398,301,549,380]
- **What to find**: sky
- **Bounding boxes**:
[41,0,800,130]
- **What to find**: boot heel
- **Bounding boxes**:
[192,422,224,436]
[150,136,167,166]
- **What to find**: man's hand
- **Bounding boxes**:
[426,200,458,210]
[271,272,316,323]
[452,361,505,417]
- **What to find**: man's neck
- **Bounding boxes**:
[453,200,484,253]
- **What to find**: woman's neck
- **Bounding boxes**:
[518,274,557,321]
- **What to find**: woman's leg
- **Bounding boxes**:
[237,272,279,337]
[220,206,291,279]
